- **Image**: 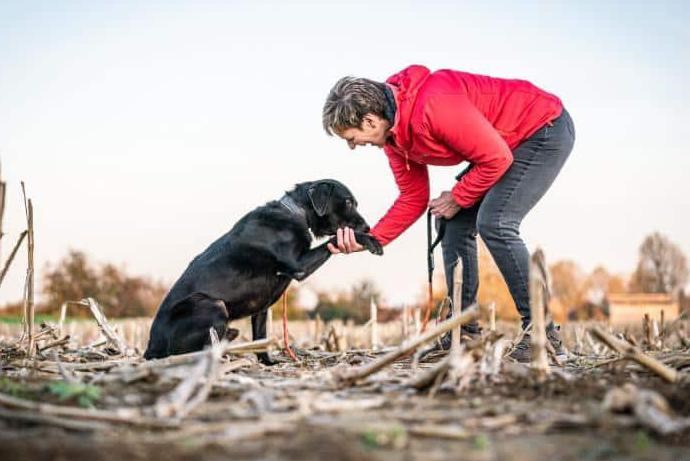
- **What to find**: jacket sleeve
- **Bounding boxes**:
[370,147,429,246]
[426,94,513,208]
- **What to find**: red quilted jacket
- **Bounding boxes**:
[370,65,563,246]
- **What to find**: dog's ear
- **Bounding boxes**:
[307,182,334,217]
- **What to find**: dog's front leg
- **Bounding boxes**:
[289,244,333,281]
[272,244,332,282]
[278,235,381,283]
[251,309,277,365]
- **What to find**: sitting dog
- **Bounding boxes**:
[144,179,382,364]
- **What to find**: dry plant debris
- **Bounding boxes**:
[0,243,688,459]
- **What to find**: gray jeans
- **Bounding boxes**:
[442,109,575,329]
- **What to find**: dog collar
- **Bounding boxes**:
[279,195,307,221]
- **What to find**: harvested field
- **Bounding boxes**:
[1,298,689,461]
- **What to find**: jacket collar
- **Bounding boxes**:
[385,65,431,152]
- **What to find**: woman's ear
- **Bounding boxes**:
[363,113,378,129]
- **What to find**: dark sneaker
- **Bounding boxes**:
[419,323,482,361]
[437,323,483,351]
[508,333,532,362]
[546,323,567,358]
[509,324,567,363]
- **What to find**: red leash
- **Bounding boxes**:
[282,288,298,362]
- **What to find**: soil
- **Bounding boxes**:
[1,346,689,461]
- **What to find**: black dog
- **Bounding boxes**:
[143,179,382,364]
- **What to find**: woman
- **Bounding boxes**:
[322,65,575,361]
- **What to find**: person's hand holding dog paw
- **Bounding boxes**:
[327,227,383,256]
[327,227,364,254]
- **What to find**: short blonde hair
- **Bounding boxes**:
[322,76,388,135]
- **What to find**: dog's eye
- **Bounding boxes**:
[345,199,353,209]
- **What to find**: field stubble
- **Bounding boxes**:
[0,300,689,461]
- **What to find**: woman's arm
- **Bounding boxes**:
[369,148,430,246]
[426,94,513,208]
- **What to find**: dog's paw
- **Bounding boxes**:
[357,233,384,256]
[256,352,278,366]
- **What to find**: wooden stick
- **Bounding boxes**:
[408,356,450,390]
[590,326,678,383]
[326,325,341,352]
[370,297,379,350]
[644,313,652,349]
[413,306,421,335]
[145,338,276,367]
[623,330,639,347]
[652,319,660,350]
[21,183,35,359]
[402,303,409,338]
[530,249,549,377]
[488,302,496,332]
[154,344,221,418]
[58,301,77,335]
[450,259,462,351]
[333,304,478,386]
[0,407,110,432]
[37,336,70,353]
[83,298,131,355]
[0,391,178,428]
[68,338,275,375]
[0,161,5,255]
[0,230,27,288]
[266,306,274,339]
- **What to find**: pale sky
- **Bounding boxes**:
[0,1,688,307]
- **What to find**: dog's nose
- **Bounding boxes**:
[362,224,370,233]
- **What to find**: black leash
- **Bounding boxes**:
[422,209,446,331]
[427,209,446,283]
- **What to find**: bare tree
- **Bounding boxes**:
[42,250,167,317]
[629,232,688,295]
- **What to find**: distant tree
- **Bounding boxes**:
[477,242,518,320]
[313,279,381,324]
[629,232,688,294]
[568,266,625,320]
[584,266,626,300]
[42,250,167,317]
[42,250,100,307]
[549,260,583,313]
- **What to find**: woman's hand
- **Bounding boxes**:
[429,191,461,219]
[327,227,365,254]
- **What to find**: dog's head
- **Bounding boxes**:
[296,179,370,238]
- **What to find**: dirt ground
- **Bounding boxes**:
[1,317,689,461]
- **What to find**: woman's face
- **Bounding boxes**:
[337,114,391,150]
